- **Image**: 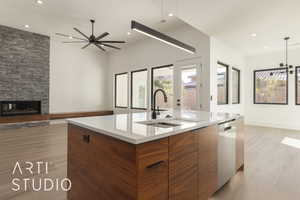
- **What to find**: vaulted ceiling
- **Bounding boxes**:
[173,0,300,55]
[1,0,299,55]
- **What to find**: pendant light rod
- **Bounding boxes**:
[131,20,196,54]
[161,0,164,19]
[91,19,95,36]
[160,0,166,23]
[284,37,290,66]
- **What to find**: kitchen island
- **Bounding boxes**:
[67,110,244,200]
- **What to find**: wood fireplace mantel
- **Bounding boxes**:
[0,110,113,124]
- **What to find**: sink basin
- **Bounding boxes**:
[137,120,181,128]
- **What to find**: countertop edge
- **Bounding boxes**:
[67,114,241,144]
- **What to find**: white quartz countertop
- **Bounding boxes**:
[67,110,241,144]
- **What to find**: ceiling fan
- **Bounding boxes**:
[56,19,125,51]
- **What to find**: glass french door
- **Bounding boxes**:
[174,63,201,110]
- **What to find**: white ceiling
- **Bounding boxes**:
[1,0,300,55]
[0,0,176,49]
[174,0,300,56]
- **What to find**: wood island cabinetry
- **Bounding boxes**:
[68,118,244,200]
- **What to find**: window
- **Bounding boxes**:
[254,68,288,104]
[296,67,300,105]
[151,65,174,109]
[181,67,198,110]
[232,68,240,104]
[131,69,148,109]
[217,62,229,105]
[115,73,128,108]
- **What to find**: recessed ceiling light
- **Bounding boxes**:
[24,25,30,28]
[168,13,174,17]
[251,33,257,37]
[127,32,131,35]
[36,0,43,4]
[69,36,73,39]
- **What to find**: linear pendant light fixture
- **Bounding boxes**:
[280,37,294,74]
[131,20,196,54]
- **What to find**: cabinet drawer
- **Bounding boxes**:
[137,138,169,200]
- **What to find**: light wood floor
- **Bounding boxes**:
[0,124,300,200]
[212,126,300,200]
[0,124,67,200]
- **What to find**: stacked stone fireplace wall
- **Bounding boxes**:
[0,25,50,114]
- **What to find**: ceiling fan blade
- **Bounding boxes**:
[101,43,121,50]
[73,28,90,40]
[82,43,92,49]
[94,44,106,51]
[62,41,88,43]
[100,40,126,43]
[95,32,109,41]
[56,33,69,37]
[55,33,87,41]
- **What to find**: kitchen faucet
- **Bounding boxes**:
[152,89,168,119]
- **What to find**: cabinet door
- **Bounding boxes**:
[68,124,97,200]
[68,124,137,200]
[137,138,169,200]
[169,132,198,200]
[197,125,218,199]
[235,118,245,171]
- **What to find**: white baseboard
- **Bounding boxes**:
[245,120,300,131]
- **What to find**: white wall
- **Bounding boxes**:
[210,37,246,115]
[245,48,300,130]
[49,39,109,113]
[108,23,211,112]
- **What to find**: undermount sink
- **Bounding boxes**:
[137,120,182,128]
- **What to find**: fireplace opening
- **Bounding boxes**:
[0,101,41,117]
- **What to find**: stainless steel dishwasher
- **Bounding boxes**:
[217,120,236,190]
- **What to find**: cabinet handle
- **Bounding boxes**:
[83,135,90,143]
[146,161,165,169]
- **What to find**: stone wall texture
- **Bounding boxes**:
[0,25,50,114]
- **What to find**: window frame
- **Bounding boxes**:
[253,67,288,105]
[296,66,300,105]
[114,72,129,109]
[232,67,241,104]
[217,61,229,105]
[130,68,148,110]
[151,64,174,110]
